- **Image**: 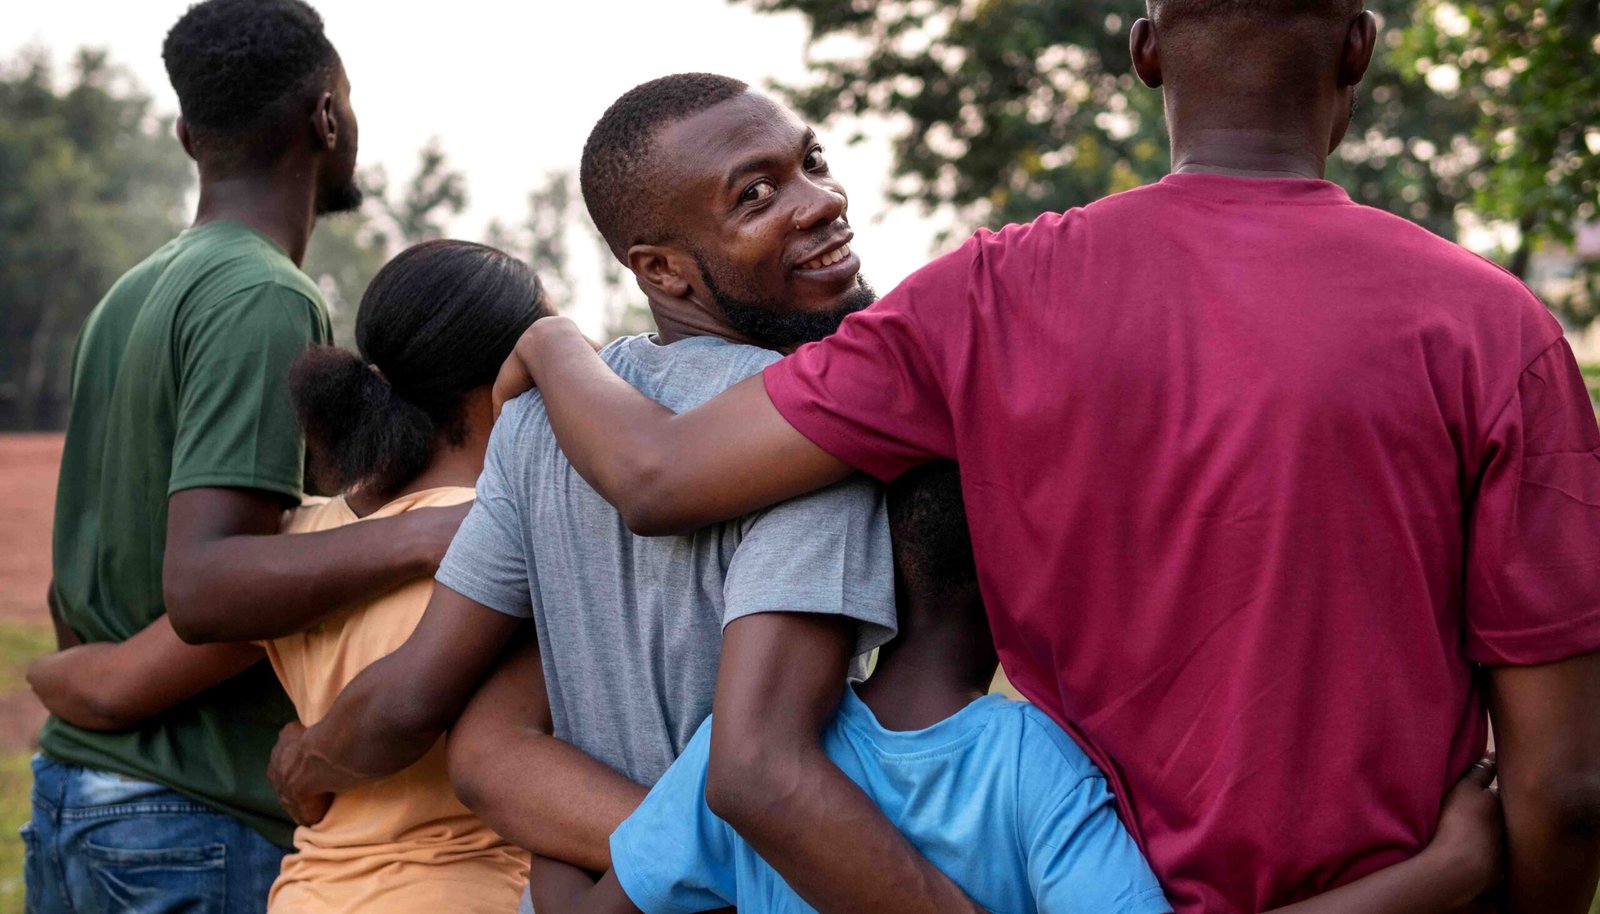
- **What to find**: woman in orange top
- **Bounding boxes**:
[30,239,549,914]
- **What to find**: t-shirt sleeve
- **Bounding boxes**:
[762,240,980,482]
[1465,337,1600,665]
[722,474,897,655]
[434,396,533,617]
[610,718,739,914]
[1018,711,1172,914]
[168,283,323,499]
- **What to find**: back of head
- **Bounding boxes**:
[887,462,979,616]
[289,240,550,496]
[1146,0,1363,107]
[580,73,748,262]
[163,0,339,168]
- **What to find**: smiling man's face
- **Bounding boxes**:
[657,91,876,347]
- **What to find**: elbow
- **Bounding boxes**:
[608,448,684,537]
[162,569,217,644]
[446,723,493,815]
[1545,769,1600,839]
[704,737,803,833]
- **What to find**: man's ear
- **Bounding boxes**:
[312,91,338,152]
[626,244,694,299]
[175,117,197,161]
[1339,10,1378,88]
[1130,18,1163,89]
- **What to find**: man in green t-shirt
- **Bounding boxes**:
[25,2,466,912]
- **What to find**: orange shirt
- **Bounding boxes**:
[265,488,527,914]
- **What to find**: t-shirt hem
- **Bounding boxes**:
[1468,602,1600,666]
[720,604,896,657]
[167,472,302,501]
[762,365,909,482]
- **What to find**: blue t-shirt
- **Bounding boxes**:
[610,687,1172,914]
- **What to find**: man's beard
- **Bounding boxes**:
[316,178,364,216]
[696,252,877,349]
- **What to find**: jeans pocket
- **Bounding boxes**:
[79,840,227,914]
[21,820,44,914]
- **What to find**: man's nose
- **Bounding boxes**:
[792,180,846,231]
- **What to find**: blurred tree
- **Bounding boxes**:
[1399,0,1600,322]
[0,48,193,430]
[303,143,470,347]
[738,1,1499,267]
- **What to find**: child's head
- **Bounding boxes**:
[290,239,551,495]
[886,461,983,629]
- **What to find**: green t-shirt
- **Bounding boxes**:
[43,221,332,846]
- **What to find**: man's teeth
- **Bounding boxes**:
[801,243,851,271]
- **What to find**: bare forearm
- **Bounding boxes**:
[1491,654,1600,913]
[167,516,431,642]
[456,730,646,869]
[1265,853,1476,914]
[1500,794,1600,911]
[27,619,263,730]
[713,744,979,914]
[290,652,453,795]
[521,318,848,535]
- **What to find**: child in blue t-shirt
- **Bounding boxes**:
[529,463,1501,914]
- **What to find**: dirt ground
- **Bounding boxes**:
[0,433,60,754]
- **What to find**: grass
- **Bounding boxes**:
[0,751,29,914]
[0,621,50,914]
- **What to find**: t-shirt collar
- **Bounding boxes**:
[837,683,1008,755]
[1156,171,1352,206]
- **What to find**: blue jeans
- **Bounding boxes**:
[23,755,287,914]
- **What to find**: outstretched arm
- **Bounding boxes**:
[496,317,847,535]
[447,631,647,870]
[704,613,980,914]
[27,614,263,731]
[268,585,519,825]
[1489,651,1600,912]
[1263,757,1502,914]
[164,487,468,643]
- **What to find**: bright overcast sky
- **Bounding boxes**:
[10,0,949,334]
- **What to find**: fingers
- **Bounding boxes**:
[1463,754,1497,789]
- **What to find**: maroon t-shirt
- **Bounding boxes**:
[764,173,1600,911]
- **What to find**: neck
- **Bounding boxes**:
[1165,92,1338,180]
[648,298,767,350]
[856,597,997,732]
[192,161,320,265]
[345,433,485,518]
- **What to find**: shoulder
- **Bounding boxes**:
[1010,702,1101,783]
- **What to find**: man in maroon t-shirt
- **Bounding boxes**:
[498,2,1600,911]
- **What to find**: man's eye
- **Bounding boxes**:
[741,181,776,204]
[805,147,828,171]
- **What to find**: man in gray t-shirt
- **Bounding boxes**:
[437,333,894,786]
[268,74,958,914]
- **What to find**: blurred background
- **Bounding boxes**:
[1,1,1597,910]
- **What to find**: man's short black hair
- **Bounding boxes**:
[163,0,339,162]
[580,73,749,261]
[887,462,977,599]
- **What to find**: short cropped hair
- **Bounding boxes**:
[163,0,339,161]
[580,73,749,261]
[1149,0,1360,27]
[887,462,977,598]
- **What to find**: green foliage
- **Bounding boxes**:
[302,145,470,349]
[743,0,1598,324]
[0,749,32,913]
[0,48,193,430]
[743,1,1481,243]
[1399,1,1600,322]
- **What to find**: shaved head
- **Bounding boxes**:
[1147,0,1361,26]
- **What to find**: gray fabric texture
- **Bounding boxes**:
[436,334,896,788]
